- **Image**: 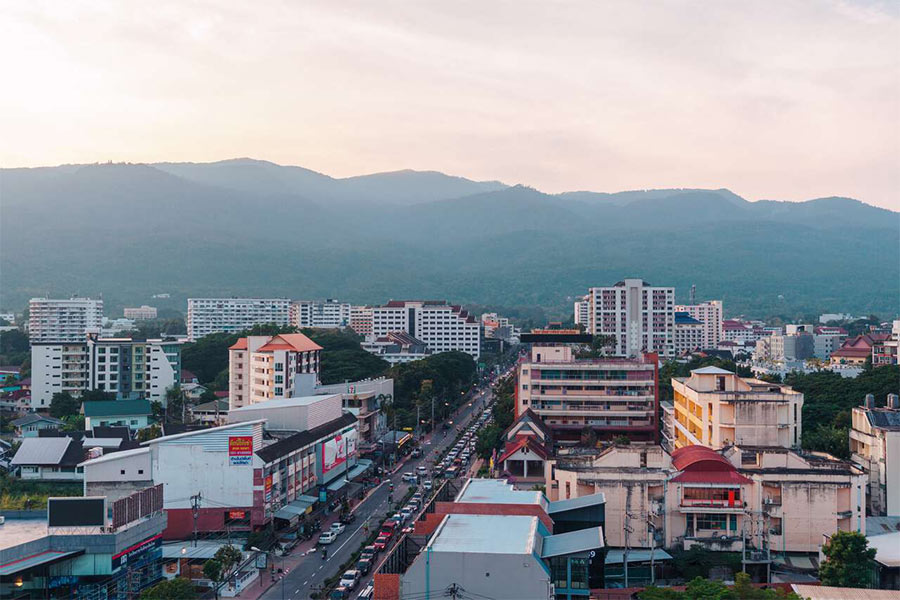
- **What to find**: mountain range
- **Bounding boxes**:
[1,159,896,319]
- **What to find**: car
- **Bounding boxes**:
[318,531,337,545]
[380,520,398,538]
[330,586,351,600]
[402,472,417,483]
[330,522,347,535]
[423,479,433,490]
[357,584,375,600]
[402,525,415,535]
[416,465,427,476]
[411,447,422,457]
[356,558,372,575]
[339,570,360,589]
[360,546,376,560]
[400,508,413,520]
[391,512,405,523]
[373,536,388,551]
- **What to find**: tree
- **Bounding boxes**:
[139,578,197,599]
[137,424,162,442]
[61,414,85,432]
[204,558,224,598]
[213,544,243,573]
[49,392,79,418]
[476,424,502,459]
[80,389,115,403]
[612,434,631,446]
[580,426,598,447]
[819,531,876,588]
[199,387,218,403]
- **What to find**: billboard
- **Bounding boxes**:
[229,436,253,466]
[112,484,164,529]
[112,534,162,571]
[320,427,358,476]
[48,497,107,527]
[264,475,273,503]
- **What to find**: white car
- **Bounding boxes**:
[318,531,337,545]
[340,570,360,589]
[402,472,417,483]
[330,522,346,535]
[357,584,375,600]
[416,465,427,476]
[423,479,433,490]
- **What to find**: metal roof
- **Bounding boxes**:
[868,531,900,567]
[455,479,546,508]
[540,527,604,558]
[866,515,900,536]
[690,366,734,375]
[791,585,900,599]
[83,399,151,417]
[429,514,538,556]
[547,493,605,514]
[79,446,149,467]
[604,548,673,564]
[83,438,123,449]
[0,550,84,576]
[11,414,63,427]
[229,394,339,412]
[10,437,71,466]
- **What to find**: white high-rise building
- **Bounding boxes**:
[371,300,480,359]
[573,295,590,327]
[675,300,723,348]
[29,297,103,343]
[585,279,675,358]
[290,299,351,329]
[187,298,291,341]
[228,333,322,409]
[123,305,158,320]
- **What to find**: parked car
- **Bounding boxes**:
[423,479,433,490]
[331,586,350,600]
[318,531,337,545]
[339,570,360,589]
[400,508,413,521]
[416,466,428,476]
[360,546,376,560]
[356,558,372,575]
[330,522,346,535]
[373,535,388,551]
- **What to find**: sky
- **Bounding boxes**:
[1,1,898,210]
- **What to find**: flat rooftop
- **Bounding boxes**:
[430,514,538,555]
[228,394,339,411]
[455,479,547,510]
[0,517,49,551]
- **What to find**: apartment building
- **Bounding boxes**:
[29,297,103,343]
[675,300,723,348]
[872,320,900,366]
[371,300,480,358]
[30,335,182,408]
[516,342,659,442]
[349,305,373,336]
[674,312,703,354]
[584,279,674,358]
[227,333,322,409]
[186,298,291,341]
[290,299,351,329]
[664,367,803,451]
[831,333,890,366]
[361,331,431,364]
[548,444,865,555]
[574,295,590,327]
[123,305,158,320]
[723,319,766,344]
[850,394,900,516]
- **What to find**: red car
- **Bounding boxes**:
[373,536,389,551]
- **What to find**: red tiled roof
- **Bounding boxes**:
[229,338,248,350]
[498,437,550,464]
[257,333,322,353]
[213,391,229,398]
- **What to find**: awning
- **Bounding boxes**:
[604,549,673,565]
[162,542,228,560]
[345,461,372,481]
[274,496,317,520]
[0,550,84,576]
[327,477,349,492]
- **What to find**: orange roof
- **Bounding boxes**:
[229,338,248,350]
[671,445,733,471]
[256,333,322,353]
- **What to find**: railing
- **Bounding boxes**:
[680,498,741,508]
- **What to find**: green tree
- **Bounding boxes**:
[139,577,197,599]
[213,544,243,573]
[61,414,85,432]
[683,577,730,600]
[203,558,223,598]
[476,424,502,459]
[137,424,162,442]
[49,392,79,418]
[80,389,116,403]
[819,531,876,588]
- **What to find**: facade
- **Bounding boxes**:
[497,408,553,482]
[831,333,889,366]
[371,300,480,358]
[290,299,351,329]
[723,319,766,344]
[227,333,322,410]
[313,377,392,446]
[30,336,182,409]
[872,320,900,367]
[573,295,590,328]
[674,312,703,354]
[675,300,723,348]
[12,414,64,438]
[29,297,103,343]
[813,327,847,360]
[665,367,803,451]
[186,298,291,341]
[123,305,158,320]
[548,444,866,555]
[83,399,153,432]
[10,436,85,480]
[361,331,431,364]
[349,305,374,336]
[481,312,521,342]
[516,343,659,442]
[850,394,900,516]
[585,279,675,358]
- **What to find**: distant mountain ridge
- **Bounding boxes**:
[1,159,896,317]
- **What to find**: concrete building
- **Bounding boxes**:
[371,300,480,358]
[584,279,675,358]
[290,299,351,329]
[349,305,374,336]
[547,444,866,556]
[573,295,590,328]
[813,327,847,360]
[29,297,103,343]
[516,341,658,442]
[123,305,158,320]
[850,394,900,516]
[83,399,153,432]
[723,319,766,344]
[675,300,723,348]
[361,331,431,364]
[872,320,900,367]
[227,333,322,410]
[674,312,704,354]
[481,312,521,342]
[831,333,890,366]
[314,377,392,446]
[186,297,291,341]
[664,367,803,451]
[10,436,85,481]
[30,336,183,409]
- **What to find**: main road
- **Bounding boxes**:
[259,372,505,600]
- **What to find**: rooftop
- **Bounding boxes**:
[229,394,339,412]
[455,479,546,509]
[83,399,151,417]
[429,514,538,555]
[11,437,75,466]
[540,527,604,558]
[0,517,50,551]
[690,366,734,375]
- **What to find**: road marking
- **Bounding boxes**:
[303,581,308,586]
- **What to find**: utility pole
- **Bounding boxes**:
[624,511,634,588]
[446,583,462,600]
[190,492,202,547]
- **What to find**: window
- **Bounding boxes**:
[138,469,144,474]
[569,557,589,590]
[274,362,283,371]
[130,419,138,425]
[696,513,728,530]
[120,469,126,475]
[550,557,568,590]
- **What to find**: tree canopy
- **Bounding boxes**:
[819,531,876,588]
[139,578,197,600]
[49,392,80,419]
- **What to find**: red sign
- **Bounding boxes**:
[229,436,253,456]
[264,475,273,502]
[228,510,246,520]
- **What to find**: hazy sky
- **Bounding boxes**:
[2,1,899,209]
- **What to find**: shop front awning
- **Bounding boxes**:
[0,550,84,576]
[345,460,373,481]
[604,549,673,565]
[274,496,318,520]
[327,477,349,492]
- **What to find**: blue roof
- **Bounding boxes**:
[675,312,703,325]
[0,550,84,575]
[547,493,605,514]
[541,527,604,558]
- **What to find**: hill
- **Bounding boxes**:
[1,160,896,318]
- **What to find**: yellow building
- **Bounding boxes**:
[663,366,802,451]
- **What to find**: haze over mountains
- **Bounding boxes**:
[1,159,896,318]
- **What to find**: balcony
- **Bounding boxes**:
[679,499,744,513]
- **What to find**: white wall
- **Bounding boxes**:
[30,345,62,409]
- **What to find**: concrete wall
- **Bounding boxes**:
[401,551,551,600]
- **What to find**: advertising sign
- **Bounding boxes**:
[48,497,106,527]
[228,510,246,520]
[112,534,162,571]
[264,475,273,502]
[229,436,253,466]
[320,428,358,476]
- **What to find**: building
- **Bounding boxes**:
[675,300,723,348]
[313,377,392,446]
[290,299,351,329]
[850,394,900,516]
[349,305,374,336]
[11,414,64,438]
[574,295,590,328]
[755,332,815,362]
[188,398,229,425]
[227,333,322,410]
[186,298,291,341]
[674,312,704,354]
[361,331,431,364]
[584,279,675,358]
[813,327,847,360]
[83,399,153,432]
[497,408,553,484]
[123,305,158,320]
[30,336,182,409]
[10,436,85,480]
[378,478,606,600]
[723,319,766,344]
[29,297,103,343]
[371,300,480,358]
[819,313,854,324]
[516,340,659,442]
[548,444,866,556]
[481,312,521,342]
[831,333,890,366]
[872,320,900,367]
[664,367,803,451]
